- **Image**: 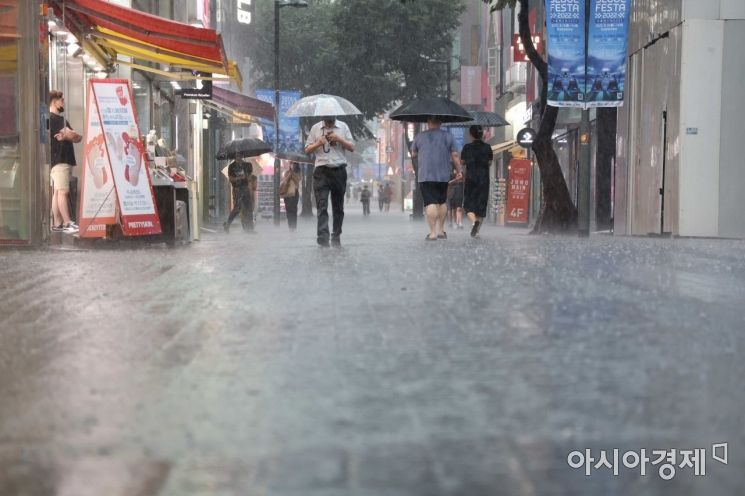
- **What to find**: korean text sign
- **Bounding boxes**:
[506,159,532,224]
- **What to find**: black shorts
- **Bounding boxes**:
[420,181,449,206]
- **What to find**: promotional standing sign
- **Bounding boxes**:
[255,89,303,155]
[79,82,117,238]
[90,79,161,236]
[545,0,631,108]
[506,159,532,224]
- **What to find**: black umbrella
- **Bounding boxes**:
[389,97,472,123]
[442,111,509,128]
[216,138,273,160]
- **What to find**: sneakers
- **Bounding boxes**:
[62,222,78,234]
[51,224,64,232]
[470,220,481,238]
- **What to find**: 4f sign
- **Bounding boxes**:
[238,0,252,24]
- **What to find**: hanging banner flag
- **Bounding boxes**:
[79,82,117,238]
[586,0,632,107]
[255,89,303,154]
[91,79,162,236]
[545,0,586,108]
[545,0,631,108]
[506,158,533,224]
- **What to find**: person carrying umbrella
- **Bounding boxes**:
[304,117,355,247]
[410,116,463,241]
[461,125,494,238]
[223,154,254,233]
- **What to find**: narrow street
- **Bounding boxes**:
[1,207,744,495]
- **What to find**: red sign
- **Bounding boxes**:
[511,34,542,63]
[506,159,532,224]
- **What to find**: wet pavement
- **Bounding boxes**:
[1,205,744,496]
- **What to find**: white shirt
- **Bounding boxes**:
[305,120,353,168]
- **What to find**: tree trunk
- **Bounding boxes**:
[595,107,617,231]
[518,0,577,234]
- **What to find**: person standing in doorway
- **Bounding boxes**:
[305,117,355,247]
[462,125,494,238]
[410,116,462,241]
[49,90,82,233]
[281,162,301,230]
[223,154,254,233]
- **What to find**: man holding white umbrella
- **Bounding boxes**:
[290,94,359,248]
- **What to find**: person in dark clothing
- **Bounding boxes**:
[281,163,301,230]
[49,90,82,233]
[360,185,372,216]
[377,184,385,212]
[383,183,392,212]
[461,125,494,238]
[223,155,254,233]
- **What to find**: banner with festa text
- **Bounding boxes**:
[545,0,586,108]
[506,159,532,224]
[90,79,161,236]
[79,81,117,238]
[545,0,631,108]
[255,89,303,155]
[585,0,632,107]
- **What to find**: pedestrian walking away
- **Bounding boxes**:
[49,90,82,234]
[223,155,255,233]
[378,184,385,212]
[461,125,493,238]
[410,116,462,241]
[280,162,302,230]
[360,184,372,216]
[383,182,393,212]
[305,118,355,247]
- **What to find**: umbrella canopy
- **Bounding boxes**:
[285,94,362,118]
[443,110,509,128]
[389,97,472,123]
[216,138,273,160]
[275,151,314,164]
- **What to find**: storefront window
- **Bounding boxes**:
[132,71,151,134]
[0,2,27,243]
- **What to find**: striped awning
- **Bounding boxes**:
[50,0,241,88]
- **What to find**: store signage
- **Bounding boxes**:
[516,127,537,149]
[237,0,253,24]
[506,158,532,224]
[545,0,632,108]
[511,33,542,62]
[79,83,117,238]
[87,79,162,236]
[178,79,212,100]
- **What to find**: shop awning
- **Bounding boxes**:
[50,0,241,87]
[211,87,275,121]
[489,139,517,154]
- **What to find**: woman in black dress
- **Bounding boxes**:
[461,125,494,238]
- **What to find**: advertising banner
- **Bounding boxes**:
[545,0,586,108]
[255,89,302,155]
[91,79,162,236]
[79,82,117,238]
[545,0,631,108]
[586,0,631,107]
[506,159,532,224]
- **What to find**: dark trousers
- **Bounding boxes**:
[362,200,370,216]
[313,165,347,243]
[284,192,299,229]
[227,187,253,231]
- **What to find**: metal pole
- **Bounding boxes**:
[446,57,452,99]
[273,1,281,226]
[577,0,591,237]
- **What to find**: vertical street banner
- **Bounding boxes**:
[90,79,162,236]
[506,159,532,224]
[255,89,303,154]
[586,0,632,107]
[545,0,631,108]
[79,82,117,238]
[545,0,586,108]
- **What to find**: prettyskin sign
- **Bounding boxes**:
[545,0,631,108]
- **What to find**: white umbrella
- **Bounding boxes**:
[285,94,362,118]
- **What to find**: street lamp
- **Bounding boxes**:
[274,0,308,226]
